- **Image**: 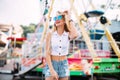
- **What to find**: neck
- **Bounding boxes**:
[57,25,64,36]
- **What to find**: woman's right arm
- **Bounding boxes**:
[45,32,54,71]
[45,32,58,79]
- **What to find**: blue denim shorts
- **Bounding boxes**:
[43,59,70,78]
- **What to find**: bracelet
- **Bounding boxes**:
[69,19,73,23]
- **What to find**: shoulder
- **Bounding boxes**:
[46,31,55,39]
[63,31,69,36]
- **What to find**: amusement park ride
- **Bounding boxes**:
[0,0,120,80]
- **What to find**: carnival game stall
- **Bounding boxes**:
[34,1,120,80]
[1,0,120,80]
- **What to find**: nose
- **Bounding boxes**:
[55,20,60,24]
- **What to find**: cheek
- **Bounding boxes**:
[60,20,65,25]
[55,23,61,27]
[61,19,65,23]
[55,21,65,26]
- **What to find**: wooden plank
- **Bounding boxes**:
[69,0,97,58]
[105,27,120,58]
[40,0,55,44]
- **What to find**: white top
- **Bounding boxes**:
[51,31,70,56]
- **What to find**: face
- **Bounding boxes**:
[53,15,65,27]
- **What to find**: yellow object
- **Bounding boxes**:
[105,27,120,58]
[93,58,101,62]
[69,0,97,58]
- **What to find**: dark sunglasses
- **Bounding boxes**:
[53,15,63,21]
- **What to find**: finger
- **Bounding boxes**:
[62,11,66,15]
[55,74,59,80]
[55,77,58,80]
[64,10,68,14]
[53,76,57,80]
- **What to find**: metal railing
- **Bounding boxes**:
[69,39,120,58]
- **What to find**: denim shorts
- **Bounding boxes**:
[43,59,70,78]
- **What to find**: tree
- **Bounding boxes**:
[21,23,36,37]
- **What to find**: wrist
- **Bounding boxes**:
[50,68,54,71]
[65,14,71,19]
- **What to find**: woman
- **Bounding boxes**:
[44,11,78,80]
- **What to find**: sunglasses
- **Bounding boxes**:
[53,15,63,21]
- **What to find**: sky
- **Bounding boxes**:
[0,0,41,25]
[0,0,120,25]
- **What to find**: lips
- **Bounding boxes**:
[55,20,60,24]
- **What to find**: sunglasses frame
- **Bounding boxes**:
[53,15,63,21]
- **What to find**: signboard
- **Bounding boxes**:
[69,49,110,59]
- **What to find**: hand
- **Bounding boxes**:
[50,69,58,80]
[63,10,69,15]
[63,10,71,21]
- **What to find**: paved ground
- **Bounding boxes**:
[0,74,44,80]
[0,73,120,80]
[0,74,13,80]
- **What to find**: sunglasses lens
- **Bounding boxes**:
[53,17,57,21]
[53,15,63,21]
[58,15,62,20]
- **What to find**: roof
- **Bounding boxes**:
[0,24,13,32]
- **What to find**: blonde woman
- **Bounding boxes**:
[43,11,78,80]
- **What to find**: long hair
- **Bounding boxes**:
[53,15,70,32]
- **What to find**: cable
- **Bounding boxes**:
[28,0,49,45]
[104,0,112,11]
[82,0,87,12]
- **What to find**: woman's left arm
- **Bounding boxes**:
[64,12,79,39]
[68,20,79,39]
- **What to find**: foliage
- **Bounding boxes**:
[21,23,36,37]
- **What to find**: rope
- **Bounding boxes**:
[88,0,96,10]
[104,0,112,11]
[82,0,91,12]
[40,0,55,45]
[28,0,49,45]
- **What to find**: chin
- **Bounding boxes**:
[56,24,61,27]
[56,23,64,27]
